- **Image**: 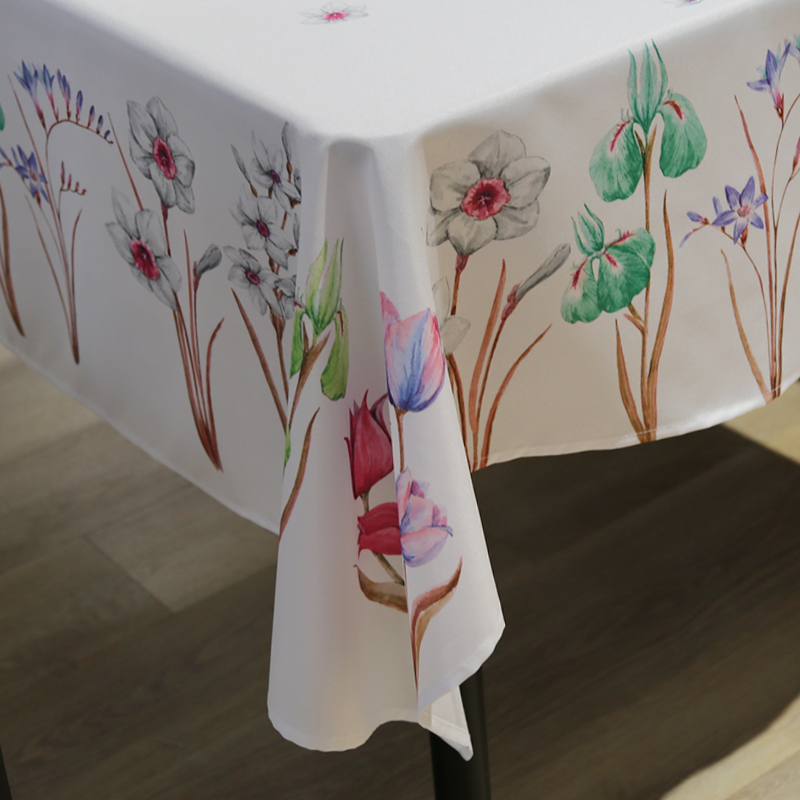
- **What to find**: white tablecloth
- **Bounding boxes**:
[2,0,799,758]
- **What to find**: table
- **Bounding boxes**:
[2,0,799,792]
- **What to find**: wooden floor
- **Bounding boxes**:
[4,341,800,799]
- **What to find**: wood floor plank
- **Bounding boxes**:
[1,566,276,800]
[726,384,800,462]
[90,487,279,612]
[0,359,98,466]
[728,750,800,800]
[0,540,166,706]
[0,423,191,577]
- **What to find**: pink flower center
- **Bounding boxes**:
[256,220,271,239]
[323,11,349,20]
[738,205,752,217]
[130,240,160,281]
[152,136,177,180]
[461,178,510,220]
[268,169,282,185]
[245,268,261,286]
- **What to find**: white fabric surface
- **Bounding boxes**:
[2,0,799,759]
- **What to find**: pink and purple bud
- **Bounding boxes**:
[396,469,452,567]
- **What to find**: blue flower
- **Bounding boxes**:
[748,42,797,118]
[711,177,768,244]
[12,146,49,206]
[14,62,39,102]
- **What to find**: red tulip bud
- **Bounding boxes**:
[345,392,394,499]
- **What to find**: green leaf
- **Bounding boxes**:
[304,241,327,318]
[658,93,707,178]
[629,45,667,133]
[0,102,4,132]
[562,259,601,323]
[305,239,343,337]
[320,307,349,401]
[574,206,605,256]
[290,309,305,377]
[597,229,655,313]
[284,424,291,467]
[590,121,643,202]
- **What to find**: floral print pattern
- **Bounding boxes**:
[106,188,181,310]
[427,131,550,257]
[128,97,195,214]
[301,3,367,23]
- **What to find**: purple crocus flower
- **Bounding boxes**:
[12,146,49,205]
[381,292,446,413]
[396,469,452,568]
[711,177,768,244]
[14,62,45,125]
[57,70,70,113]
[40,65,56,114]
[748,42,796,118]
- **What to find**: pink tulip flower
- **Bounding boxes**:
[396,469,452,567]
[381,293,446,413]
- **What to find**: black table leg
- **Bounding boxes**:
[0,742,12,800]
[429,667,491,800]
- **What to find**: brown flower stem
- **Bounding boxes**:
[477,325,551,470]
[777,209,800,388]
[615,320,647,442]
[271,310,290,400]
[771,92,800,232]
[289,330,330,429]
[737,97,776,386]
[161,202,171,257]
[476,314,507,457]
[174,297,205,422]
[468,260,506,466]
[26,195,69,332]
[711,228,771,349]
[450,253,470,316]
[204,317,224,470]
[173,305,215,461]
[185,234,207,423]
[645,193,677,431]
[637,127,656,429]
[232,290,287,429]
[722,250,772,402]
[280,408,320,538]
[446,353,469,460]
[395,407,407,473]
[0,180,24,335]
[361,494,370,514]
[110,117,144,211]
[68,210,81,363]
[373,553,405,586]
[641,126,656,233]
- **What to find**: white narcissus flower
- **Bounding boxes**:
[127,96,195,214]
[231,188,296,268]
[427,131,550,256]
[106,188,181,310]
[225,247,296,318]
[251,134,301,213]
